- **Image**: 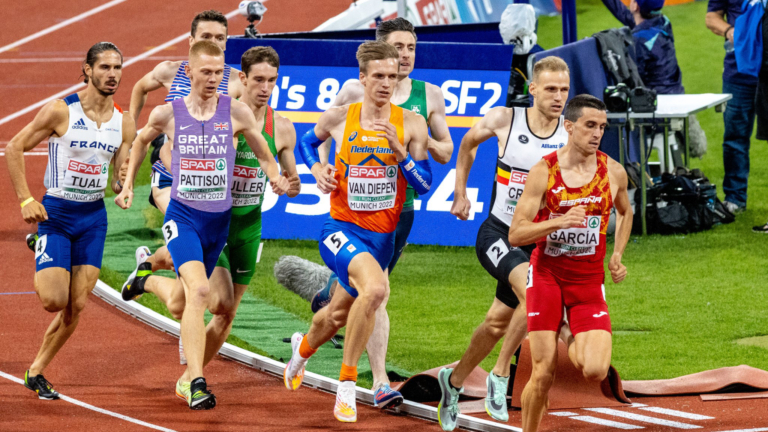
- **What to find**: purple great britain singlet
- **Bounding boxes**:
[170,95,236,213]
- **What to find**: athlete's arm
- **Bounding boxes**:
[607,159,633,283]
[451,107,510,220]
[115,104,169,209]
[508,160,586,246]
[275,115,301,198]
[232,100,289,195]
[112,113,137,194]
[227,68,246,99]
[385,111,432,194]
[129,61,176,126]
[302,106,346,194]
[6,100,68,223]
[425,83,453,165]
[319,82,363,165]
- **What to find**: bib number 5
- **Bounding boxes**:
[162,220,179,244]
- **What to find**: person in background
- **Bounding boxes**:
[706,0,759,214]
[601,0,684,95]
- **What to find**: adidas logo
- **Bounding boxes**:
[38,253,53,265]
[72,118,88,130]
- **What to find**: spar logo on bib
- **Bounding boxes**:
[545,214,602,257]
[347,165,398,211]
[178,158,227,201]
[67,160,105,175]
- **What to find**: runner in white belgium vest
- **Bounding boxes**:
[5,42,134,401]
[437,57,571,430]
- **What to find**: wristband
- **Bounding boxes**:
[398,154,433,195]
[116,180,123,188]
[724,25,733,40]
[299,127,323,169]
[21,197,35,208]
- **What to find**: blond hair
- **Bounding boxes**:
[189,40,224,62]
[532,56,570,82]
[356,40,399,73]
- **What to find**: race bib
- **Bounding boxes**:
[544,214,601,257]
[62,159,109,202]
[177,157,227,201]
[347,165,398,211]
[231,164,266,207]
[502,169,528,215]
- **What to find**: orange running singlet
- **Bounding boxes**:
[330,102,408,234]
[533,150,613,268]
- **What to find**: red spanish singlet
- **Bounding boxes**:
[527,150,615,336]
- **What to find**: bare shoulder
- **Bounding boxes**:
[230,98,252,119]
[321,105,349,127]
[606,156,627,181]
[149,103,174,125]
[275,115,296,149]
[275,114,294,134]
[341,80,365,96]
[404,108,428,130]
[153,61,182,84]
[122,110,136,133]
[424,82,444,105]
[484,106,513,129]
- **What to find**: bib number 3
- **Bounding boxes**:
[162,220,179,244]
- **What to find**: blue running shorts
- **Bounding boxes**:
[318,218,395,298]
[163,199,230,278]
[36,195,107,272]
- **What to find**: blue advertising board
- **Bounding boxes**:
[226,37,514,246]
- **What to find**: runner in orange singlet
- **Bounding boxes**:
[284,41,431,423]
[508,94,634,432]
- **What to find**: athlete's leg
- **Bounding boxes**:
[521,331,558,432]
[144,186,173,272]
[491,264,529,377]
[341,253,388,368]
[143,275,186,319]
[176,260,211,380]
[572,330,612,381]
[29,265,99,375]
[450,262,527,388]
[201,268,242,367]
[365,269,391,390]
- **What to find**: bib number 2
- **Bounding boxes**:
[162,220,179,245]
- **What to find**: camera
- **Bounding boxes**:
[604,83,630,112]
[240,1,267,38]
[630,86,657,113]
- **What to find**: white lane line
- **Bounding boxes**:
[0,0,128,54]
[554,414,645,429]
[0,370,178,432]
[637,406,714,421]
[0,9,239,127]
[585,408,702,429]
[550,411,579,416]
[0,56,188,63]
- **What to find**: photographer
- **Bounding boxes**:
[601,0,684,95]
[706,0,759,214]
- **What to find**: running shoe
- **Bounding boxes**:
[24,370,59,400]
[334,380,357,422]
[373,384,403,409]
[437,368,463,431]
[723,201,745,215]
[484,372,509,422]
[283,332,308,390]
[753,222,768,233]
[26,232,38,252]
[311,275,338,313]
[175,379,190,402]
[121,246,152,300]
[188,377,216,410]
[179,338,187,365]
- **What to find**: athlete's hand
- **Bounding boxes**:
[312,163,338,194]
[559,206,587,229]
[609,253,627,283]
[451,193,471,220]
[287,173,301,198]
[374,120,406,160]
[21,200,48,224]
[271,175,290,196]
[115,188,133,210]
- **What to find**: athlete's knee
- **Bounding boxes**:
[581,361,609,382]
[359,279,388,311]
[40,293,68,313]
[187,283,210,307]
[529,362,557,393]
[210,299,237,324]
[482,311,509,340]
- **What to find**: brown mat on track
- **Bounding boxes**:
[510,339,631,409]
[700,390,768,401]
[390,361,489,402]
[623,365,768,396]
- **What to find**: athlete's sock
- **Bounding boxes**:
[339,363,358,382]
[133,271,150,294]
[448,371,462,391]
[299,335,318,359]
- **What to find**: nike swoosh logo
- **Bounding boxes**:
[180,124,194,130]
[488,382,505,411]
[236,269,250,274]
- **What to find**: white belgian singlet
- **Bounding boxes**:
[489,107,569,226]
